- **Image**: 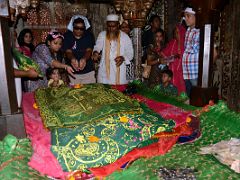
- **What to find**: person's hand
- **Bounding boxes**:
[92,51,100,62]
[26,68,39,78]
[71,58,79,71]
[79,58,86,70]
[65,65,75,78]
[115,56,124,67]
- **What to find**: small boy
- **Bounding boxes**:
[157,69,178,96]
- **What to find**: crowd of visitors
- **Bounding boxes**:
[13,6,201,107]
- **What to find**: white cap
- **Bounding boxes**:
[184,7,196,15]
[67,15,91,31]
[106,14,119,22]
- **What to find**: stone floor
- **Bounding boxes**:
[0,113,26,140]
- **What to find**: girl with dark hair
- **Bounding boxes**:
[26,31,74,92]
[17,28,35,57]
[16,29,36,92]
[46,68,64,88]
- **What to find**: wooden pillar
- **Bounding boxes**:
[114,0,155,80]
[189,0,228,106]
[196,10,216,88]
[132,28,142,79]
[0,17,18,115]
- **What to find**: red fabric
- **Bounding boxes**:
[111,84,127,91]
[90,124,193,177]
[89,136,179,177]
[22,93,68,179]
[131,94,191,127]
[17,46,32,57]
[153,123,193,138]
[161,25,186,94]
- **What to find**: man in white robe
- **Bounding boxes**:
[92,14,134,85]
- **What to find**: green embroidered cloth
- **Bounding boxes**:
[0,134,47,180]
[35,84,142,129]
[12,48,43,77]
[51,104,175,172]
[107,101,240,180]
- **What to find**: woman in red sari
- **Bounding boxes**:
[161,24,186,94]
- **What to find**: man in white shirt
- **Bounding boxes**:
[92,14,134,85]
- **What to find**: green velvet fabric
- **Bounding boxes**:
[129,80,197,111]
[12,48,43,77]
[51,104,175,172]
[35,84,142,129]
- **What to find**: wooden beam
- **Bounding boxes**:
[0,17,18,115]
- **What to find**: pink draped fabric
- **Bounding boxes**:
[22,93,68,179]
[161,25,186,94]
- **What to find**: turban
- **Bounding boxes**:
[106,14,119,21]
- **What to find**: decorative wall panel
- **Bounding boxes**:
[88,3,113,39]
[147,0,183,42]
[146,0,165,30]
[24,2,112,44]
[219,0,240,112]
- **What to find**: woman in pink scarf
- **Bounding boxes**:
[161,24,186,94]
